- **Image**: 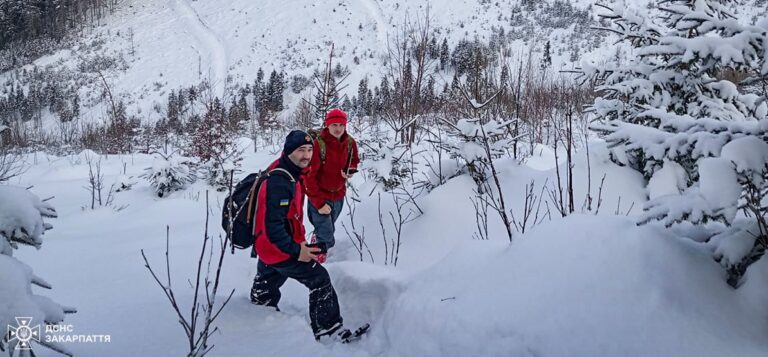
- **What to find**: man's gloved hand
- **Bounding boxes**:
[308,235,328,264]
[298,242,321,262]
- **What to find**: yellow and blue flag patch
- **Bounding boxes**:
[279,199,290,206]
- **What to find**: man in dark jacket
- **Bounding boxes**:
[250,130,345,340]
[305,108,360,262]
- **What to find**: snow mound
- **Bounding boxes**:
[329,262,405,326]
[648,160,687,199]
[721,136,768,179]
[739,256,768,319]
[523,143,558,171]
[379,215,768,356]
[699,157,741,222]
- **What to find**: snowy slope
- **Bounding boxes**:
[7,138,767,356]
[1,0,616,123]
[3,0,766,126]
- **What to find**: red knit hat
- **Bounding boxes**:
[325,108,348,127]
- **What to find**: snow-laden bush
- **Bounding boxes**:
[443,118,514,191]
[583,0,768,286]
[440,95,516,242]
[366,137,412,191]
[641,137,768,286]
[0,124,26,183]
[114,174,137,192]
[0,185,75,355]
[201,138,244,192]
[203,153,243,192]
[140,152,197,198]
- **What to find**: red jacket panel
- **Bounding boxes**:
[305,129,360,209]
[253,157,306,265]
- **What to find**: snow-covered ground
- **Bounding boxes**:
[6,137,767,356]
[3,1,768,355]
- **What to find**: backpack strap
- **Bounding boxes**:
[244,168,296,225]
[245,171,265,225]
[268,167,295,182]
[317,137,327,165]
[346,136,355,156]
[318,135,355,167]
[344,136,355,171]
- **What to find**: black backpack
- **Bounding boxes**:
[221,168,293,254]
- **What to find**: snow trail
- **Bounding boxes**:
[171,0,228,99]
[361,0,389,48]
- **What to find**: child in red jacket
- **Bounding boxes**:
[304,108,360,263]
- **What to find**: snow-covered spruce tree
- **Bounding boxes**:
[203,150,243,191]
[440,88,516,242]
[441,114,515,193]
[581,0,768,286]
[442,87,514,193]
[0,185,76,356]
[441,116,516,242]
[641,137,768,286]
[304,45,346,128]
[191,99,243,191]
[140,151,197,198]
[366,137,411,191]
[114,173,137,192]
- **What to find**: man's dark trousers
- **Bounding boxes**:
[251,259,343,334]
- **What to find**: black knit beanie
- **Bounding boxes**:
[283,130,313,155]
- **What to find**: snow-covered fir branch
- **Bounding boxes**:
[585,0,768,287]
[0,185,75,356]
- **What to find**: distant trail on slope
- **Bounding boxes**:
[171,0,228,99]
[361,0,389,49]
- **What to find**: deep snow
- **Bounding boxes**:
[4,138,767,356]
